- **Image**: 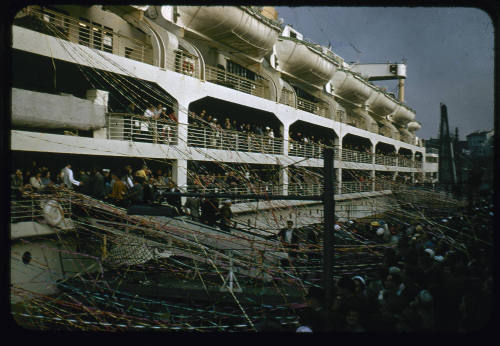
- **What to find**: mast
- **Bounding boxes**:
[438,103,457,192]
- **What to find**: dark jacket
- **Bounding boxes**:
[90,172,105,199]
[128,183,144,204]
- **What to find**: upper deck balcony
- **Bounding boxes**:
[103,113,422,169]
[15,6,419,144]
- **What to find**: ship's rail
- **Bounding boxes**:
[398,157,413,168]
[105,113,423,168]
[279,88,295,107]
[375,154,397,166]
[288,141,330,159]
[106,113,178,144]
[21,6,154,65]
[10,192,72,224]
[205,65,267,98]
[341,181,374,194]
[187,124,284,155]
[297,97,329,118]
[341,148,373,164]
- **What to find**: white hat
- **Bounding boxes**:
[376,228,385,236]
[296,326,313,333]
[352,275,366,286]
[434,255,444,262]
[424,248,435,257]
[334,224,341,231]
[224,199,231,204]
[348,220,354,224]
[102,168,110,173]
[419,290,433,303]
[389,266,401,274]
[265,126,270,130]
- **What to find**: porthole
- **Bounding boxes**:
[22,251,32,265]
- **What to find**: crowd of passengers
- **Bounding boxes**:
[258,193,493,332]
[119,106,421,164]
[120,102,178,143]
[10,162,277,230]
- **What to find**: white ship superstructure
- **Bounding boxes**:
[11,5,435,193]
[10,5,439,302]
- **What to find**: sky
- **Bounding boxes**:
[274,6,494,140]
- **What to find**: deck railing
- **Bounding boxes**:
[106,113,178,144]
[22,6,154,65]
[171,49,200,78]
[398,157,413,167]
[187,124,283,155]
[341,148,373,164]
[341,181,373,194]
[375,154,397,166]
[279,88,295,107]
[10,192,72,224]
[205,66,267,98]
[297,97,329,118]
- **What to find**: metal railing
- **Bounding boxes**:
[297,97,329,118]
[171,49,200,78]
[22,6,154,65]
[341,181,373,194]
[11,192,72,224]
[398,157,413,167]
[279,88,295,107]
[106,113,178,144]
[341,148,373,164]
[205,65,267,98]
[287,183,324,197]
[375,154,398,166]
[288,141,327,159]
[187,124,283,155]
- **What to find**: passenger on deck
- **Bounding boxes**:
[201,196,219,227]
[109,173,127,206]
[29,171,44,192]
[61,164,82,190]
[219,199,233,231]
[89,167,105,200]
[41,170,53,188]
[277,220,299,266]
[165,180,182,215]
[126,176,144,206]
[184,189,201,220]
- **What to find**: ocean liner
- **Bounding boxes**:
[10,5,441,330]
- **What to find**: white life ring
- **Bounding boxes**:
[42,200,64,226]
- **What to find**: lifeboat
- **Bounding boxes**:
[392,105,415,125]
[330,69,374,105]
[173,6,281,60]
[368,91,398,118]
[407,121,421,133]
[275,36,337,87]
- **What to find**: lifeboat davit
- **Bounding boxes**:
[330,69,374,104]
[275,37,337,87]
[174,6,281,60]
[398,127,414,143]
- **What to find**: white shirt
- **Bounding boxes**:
[62,166,80,188]
[30,176,43,190]
[285,229,293,243]
[126,176,134,189]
